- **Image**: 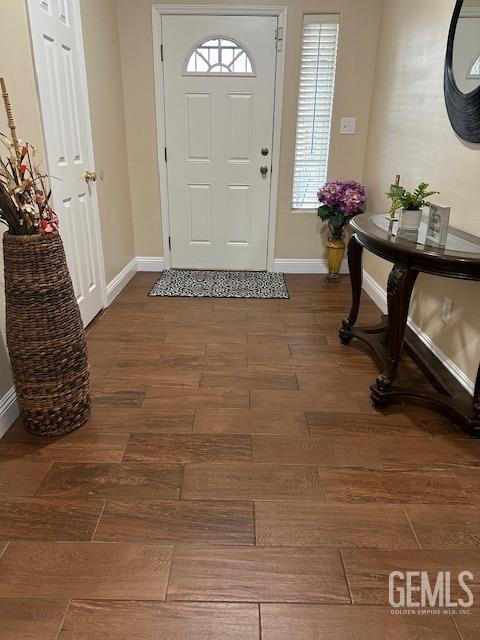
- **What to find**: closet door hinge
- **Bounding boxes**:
[168,236,171,251]
[160,44,164,61]
[164,147,167,163]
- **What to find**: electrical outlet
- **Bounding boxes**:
[441,297,453,324]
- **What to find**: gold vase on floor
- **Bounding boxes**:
[325,224,346,283]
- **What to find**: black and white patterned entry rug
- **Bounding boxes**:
[148,269,289,299]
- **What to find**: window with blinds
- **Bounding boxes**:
[292,15,340,210]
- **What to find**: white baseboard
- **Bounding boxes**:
[274,258,349,274]
[105,257,166,306]
[0,386,18,439]
[105,257,137,306]
[136,256,166,272]
[110,256,346,280]
[362,270,388,314]
[363,270,475,396]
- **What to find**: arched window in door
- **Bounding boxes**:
[184,37,254,75]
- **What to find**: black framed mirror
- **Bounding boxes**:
[444,0,480,143]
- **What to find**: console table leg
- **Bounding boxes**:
[373,263,418,402]
[340,235,363,344]
[474,366,480,419]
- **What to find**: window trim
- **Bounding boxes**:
[183,35,256,77]
[291,13,340,211]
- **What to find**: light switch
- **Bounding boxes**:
[340,117,357,135]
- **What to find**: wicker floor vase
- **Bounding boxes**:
[3,231,90,436]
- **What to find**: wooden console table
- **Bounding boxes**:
[339,213,480,436]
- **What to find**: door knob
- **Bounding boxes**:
[84,170,97,183]
[260,165,269,176]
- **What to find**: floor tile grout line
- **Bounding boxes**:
[252,501,257,546]
[258,602,263,640]
[402,504,423,550]
[54,599,72,640]
[179,463,186,500]
[120,432,131,463]
[294,372,300,391]
[33,461,55,498]
[163,546,176,602]
[305,411,313,436]
[316,466,327,503]
[191,408,197,433]
[0,541,10,561]
[451,611,466,640]
[90,498,108,542]
[338,548,354,605]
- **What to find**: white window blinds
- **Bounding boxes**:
[292,15,340,209]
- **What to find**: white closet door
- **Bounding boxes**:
[27,0,105,325]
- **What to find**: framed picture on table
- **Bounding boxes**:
[426,204,451,246]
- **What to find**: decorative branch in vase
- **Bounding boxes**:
[0,77,90,436]
[317,180,366,282]
[0,79,59,235]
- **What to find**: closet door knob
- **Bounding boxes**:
[84,170,97,183]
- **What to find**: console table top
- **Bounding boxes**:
[351,213,480,280]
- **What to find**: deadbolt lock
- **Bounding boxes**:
[261,147,269,156]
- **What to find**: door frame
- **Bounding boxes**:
[26,0,108,314]
[152,4,287,271]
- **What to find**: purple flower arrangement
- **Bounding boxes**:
[317,180,366,232]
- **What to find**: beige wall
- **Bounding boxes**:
[80,0,135,283]
[0,0,134,400]
[116,0,382,259]
[363,0,480,385]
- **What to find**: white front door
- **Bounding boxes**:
[162,15,277,270]
[27,0,105,326]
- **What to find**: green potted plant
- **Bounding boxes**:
[386,182,439,231]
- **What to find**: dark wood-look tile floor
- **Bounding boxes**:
[0,273,478,638]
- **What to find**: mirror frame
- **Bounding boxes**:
[444,0,480,143]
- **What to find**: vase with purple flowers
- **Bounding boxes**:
[317,180,366,282]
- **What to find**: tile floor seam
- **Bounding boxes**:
[54,598,72,640]
[163,546,176,602]
[0,542,10,561]
[179,463,186,500]
[258,602,263,640]
[32,461,55,497]
[401,504,423,550]
[451,611,466,640]
[338,549,354,605]
[90,498,108,542]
